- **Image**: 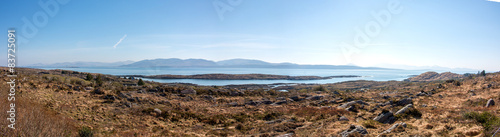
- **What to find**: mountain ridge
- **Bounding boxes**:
[120,58,391,69]
[26,58,392,70]
[26,61,134,68]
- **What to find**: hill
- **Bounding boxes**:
[405,71,464,82]
[26,61,134,68]
[121,58,388,69]
[121,58,217,67]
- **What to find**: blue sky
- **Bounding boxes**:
[1,0,499,71]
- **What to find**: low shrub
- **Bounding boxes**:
[138,79,145,86]
[233,113,250,123]
[78,126,94,137]
[362,120,377,129]
[262,112,283,121]
[314,85,328,92]
[463,111,500,136]
[235,124,250,132]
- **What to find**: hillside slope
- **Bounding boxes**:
[405,71,464,82]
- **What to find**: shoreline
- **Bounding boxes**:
[123,74,361,80]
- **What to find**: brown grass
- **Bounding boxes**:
[2,67,500,136]
[289,106,349,117]
[0,93,77,137]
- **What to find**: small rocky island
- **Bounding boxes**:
[124,74,361,80]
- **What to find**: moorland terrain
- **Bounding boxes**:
[1,67,499,137]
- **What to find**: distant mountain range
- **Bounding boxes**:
[27,61,135,68]
[121,58,388,69]
[372,63,477,72]
[26,58,390,70]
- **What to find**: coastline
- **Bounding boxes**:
[123,74,361,80]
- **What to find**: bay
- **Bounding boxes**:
[38,67,473,86]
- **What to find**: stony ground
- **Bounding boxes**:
[1,67,499,137]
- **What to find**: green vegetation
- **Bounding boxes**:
[314,85,327,91]
[69,77,90,86]
[78,126,94,137]
[446,79,461,86]
[463,111,500,136]
[262,112,283,121]
[138,78,145,86]
[362,120,377,129]
[233,112,250,123]
[96,75,103,86]
[480,70,486,77]
[62,70,71,74]
[464,98,488,107]
[85,73,93,81]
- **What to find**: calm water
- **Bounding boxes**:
[39,67,473,86]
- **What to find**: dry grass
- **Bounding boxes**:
[290,106,349,117]
[0,90,77,137]
[2,67,500,136]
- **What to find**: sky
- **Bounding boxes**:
[0,0,499,71]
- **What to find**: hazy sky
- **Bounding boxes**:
[1,0,499,71]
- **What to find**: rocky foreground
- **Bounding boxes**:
[1,67,499,137]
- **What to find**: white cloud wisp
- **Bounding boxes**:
[113,34,127,48]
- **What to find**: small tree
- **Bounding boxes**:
[138,78,145,86]
[85,74,93,81]
[480,70,486,76]
[315,85,327,91]
[96,75,103,86]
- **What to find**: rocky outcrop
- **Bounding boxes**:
[93,88,105,94]
[289,96,305,101]
[103,95,117,100]
[262,100,273,104]
[486,99,495,107]
[340,125,368,137]
[374,111,395,124]
[395,104,413,115]
[202,95,216,101]
[379,122,407,136]
[245,100,263,106]
[306,95,324,101]
[395,98,412,106]
[272,100,288,106]
[339,116,349,121]
[226,102,240,107]
[153,108,162,115]
[416,91,428,96]
[339,100,367,108]
[346,106,358,113]
[180,88,196,95]
[229,90,244,96]
[276,133,294,137]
